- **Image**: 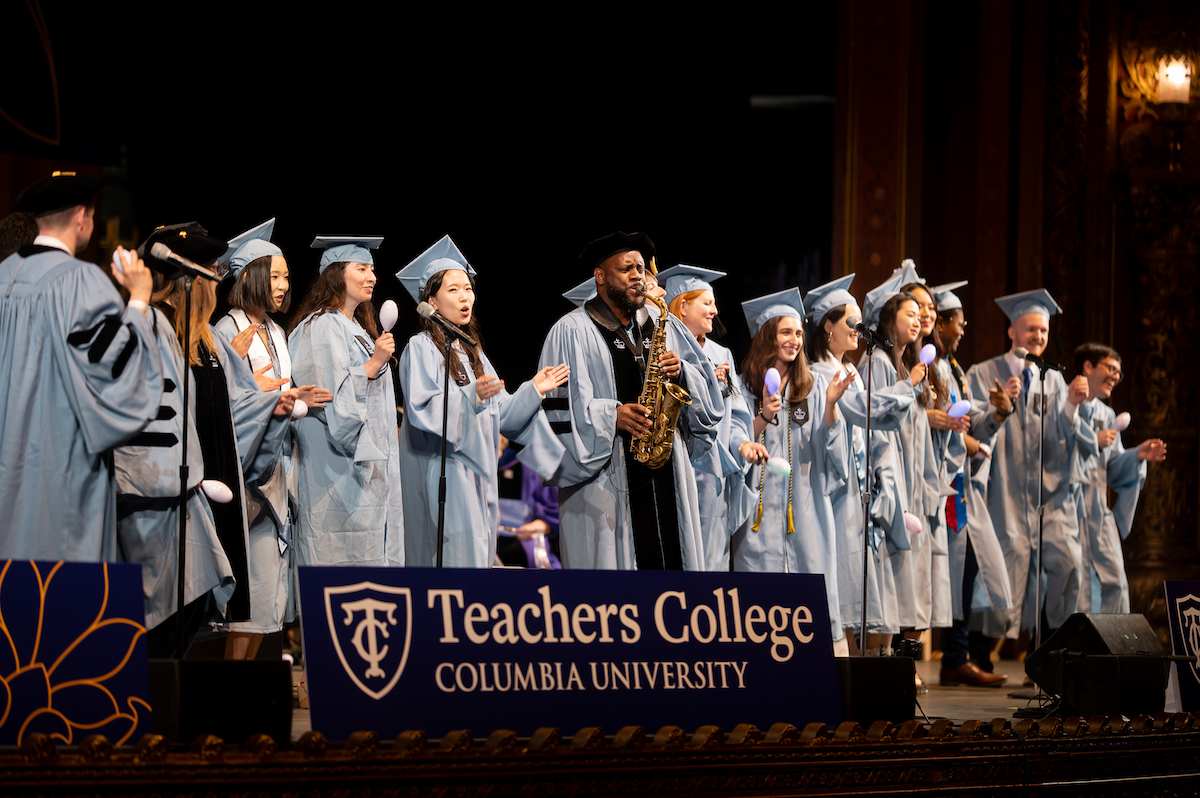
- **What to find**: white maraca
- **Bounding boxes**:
[380,299,399,332]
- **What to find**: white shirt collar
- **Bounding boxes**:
[33,234,71,255]
[1006,349,1039,378]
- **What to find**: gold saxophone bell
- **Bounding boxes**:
[630,287,691,469]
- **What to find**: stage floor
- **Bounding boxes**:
[288,659,1044,742]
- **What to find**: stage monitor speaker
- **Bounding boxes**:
[836,656,916,726]
[1024,613,1168,718]
[149,659,293,744]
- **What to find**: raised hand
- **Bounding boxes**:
[533,363,570,394]
[738,440,769,464]
[476,374,505,402]
[253,363,289,392]
[230,325,256,359]
[990,378,1013,419]
[1068,374,1089,405]
[296,384,332,408]
[110,245,153,308]
[273,388,299,417]
[365,332,395,379]
[1137,438,1166,462]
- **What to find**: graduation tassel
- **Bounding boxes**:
[785,402,795,534]
[752,396,766,532]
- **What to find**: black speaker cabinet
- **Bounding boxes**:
[836,656,916,726]
[1024,613,1168,718]
[149,659,293,744]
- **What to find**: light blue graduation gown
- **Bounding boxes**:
[692,337,756,572]
[939,357,1013,622]
[1075,398,1145,613]
[965,354,1098,636]
[812,358,915,636]
[537,306,723,570]
[214,312,296,632]
[0,247,163,563]
[731,369,848,641]
[289,311,404,568]
[398,332,566,568]
[860,350,946,630]
[925,358,963,629]
[116,314,284,629]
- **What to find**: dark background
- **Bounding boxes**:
[1,4,838,382]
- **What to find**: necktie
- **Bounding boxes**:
[1021,367,1032,406]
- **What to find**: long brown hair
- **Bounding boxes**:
[877,292,934,408]
[287,261,380,338]
[157,276,218,366]
[740,315,813,406]
[419,269,485,381]
[902,282,947,409]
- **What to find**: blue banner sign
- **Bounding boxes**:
[0,560,152,745]
[1164,581,1200,711]
[298,567,841,740]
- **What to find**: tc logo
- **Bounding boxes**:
[324,582,413,700]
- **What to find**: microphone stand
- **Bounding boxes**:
[1034,366,1048,654]
[436,333,453,568]
[859,341,876,654]
[175,275,195,660]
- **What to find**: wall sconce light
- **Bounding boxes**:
[1157,54,1192,103]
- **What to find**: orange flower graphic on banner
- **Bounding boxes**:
[0,560,150,746]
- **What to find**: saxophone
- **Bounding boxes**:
[630,289,692,469]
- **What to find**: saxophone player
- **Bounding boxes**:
[537,232,724,570]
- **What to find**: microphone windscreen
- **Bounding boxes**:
[417,301,436,320]
[846,316,861,328]
[150,242,172,261]
[1015,346,1030,359]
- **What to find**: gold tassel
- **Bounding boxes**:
[751,502,763,532]
[787,504,795,535]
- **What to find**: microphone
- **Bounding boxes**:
[417,301,478,348]
[845,316,893,352]
[148,243,220,282]
[1015,346,1064,372]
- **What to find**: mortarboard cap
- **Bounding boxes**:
[656,264,726,305]
[138,222,228,280]
[930,280,968,313]
[218,218,281,278]
[562,277,597,308]
[578,231,655,272]
[16,171,104,217]
[995,288,1062,323]
[863,259,924,329]
[396,233,475,303]
[741,287,805,337]
[311,235,383,274]
[803,273,857,324]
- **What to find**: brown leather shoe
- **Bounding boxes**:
[939,661,1008,688]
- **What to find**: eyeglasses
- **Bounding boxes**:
[1098,361,1123,383]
